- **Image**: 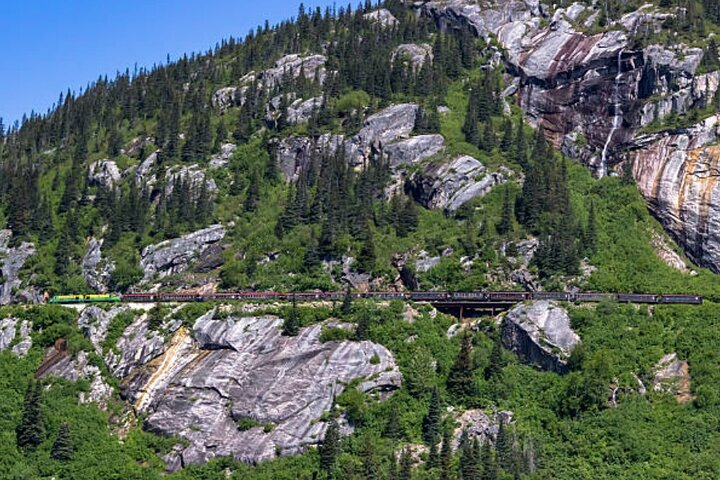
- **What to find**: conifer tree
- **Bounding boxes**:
[319,417,340,477]
[484,336,505,380]
[16,381,44,450]
[362,435,381,480]
[495,423,512,473]
[341,288,353,317]
[51,422,74,461]
[440,425,454,480]
[496,186,513,235]
[422,388,442,446]
[458,432,479,480]
[282,296,300,336]
[388,448,399,480]
[481,441,499,480]
[356,308,371,341]
[399,446,413,480]
[447,333,476,400]
[585,201,598,256]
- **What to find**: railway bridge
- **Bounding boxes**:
[49,291,704,318]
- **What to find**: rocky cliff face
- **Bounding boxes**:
[630,115,720,272]
[140,224,226,282]
[416,0,720,270]
[0,230,37,305]
[94,307,402,469]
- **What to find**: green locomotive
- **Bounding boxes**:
[49,294,122,304]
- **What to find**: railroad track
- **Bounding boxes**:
[49,291,703,306]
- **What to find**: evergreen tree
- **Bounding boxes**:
[496,186,513,235]
[282,296,300,336]
[385,403,402,440]
[361,435,381,480]
[484,336,505,381]
[481,441,499,480]
[388,448,399,480]
[447,333,476,399]
[399,446,413,480]
[500,118,513,152]
[16,381,44,450]
[495,423,512,473]
[422,388,442,446]
[341,288,353,317]
[319,417,340,477]
[51,422,74,461]
[458,432,480,480]
[440,425,454,480]
[356,308,371,341]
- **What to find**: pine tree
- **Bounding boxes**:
[385,403,402,440]
[484,336,505,380]
[16,381,44,450]
[51,422,74,461]
[282,297,301,336]
[496,186,513,235]
[388,448,399,480]
[356,308,371,341]
[440,425,454,480]
[447,333,476,400]
[500,118,513,152]
[341,288,353,317]
[495,423,512,473]
[458,432,479,480]
[319,417,340,476]
[422,388,442,446]
[362,435,381,480]
[399,446,413,480]
[481,441,499,480]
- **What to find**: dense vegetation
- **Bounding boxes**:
[2,0,720,478]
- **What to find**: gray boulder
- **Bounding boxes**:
[88,160,122,187]
[354,104,419,155]
[261,54,327,89]
[0,230,36,306]
[410,156,508,211]
[82,237,115,293]
[652,353,692,403]
[452,409,513,449]
[287,97,322,125]
[136,151,157,185]
[164,165,218,199]
[502,301,580,374]
[140,225,226,281]
[211,87,239,110]
[363,8,398,27]
[384,134,445,167]
[209,143,237,169]
[0,317,18,351]
[137,314,402,468]
[392,44,433,71]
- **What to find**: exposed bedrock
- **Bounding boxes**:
[409,155,509,211]
[82,237,115,293]
[0,230,37,306]
[128,313,402,469]
[630,115,720,272]
[140,224,226,281]
[502,301,580,374]
[417,1,713,175]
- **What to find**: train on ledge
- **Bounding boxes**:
[47,291,703,305]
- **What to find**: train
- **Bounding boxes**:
[48,291,703,305]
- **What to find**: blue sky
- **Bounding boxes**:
[0,0,342,126]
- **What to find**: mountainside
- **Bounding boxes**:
[2,0,720,478]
